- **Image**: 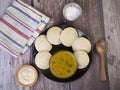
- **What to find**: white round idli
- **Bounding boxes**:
[47,26,62,45]
[35,35,52,52]
[35,51,52,69]
[72,37,91,53]
[74,51,89,69]
[60,27,78,47]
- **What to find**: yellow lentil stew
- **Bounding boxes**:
[50,51,77,79]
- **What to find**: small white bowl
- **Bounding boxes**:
[63,3,82,21]
[15,65,38,87]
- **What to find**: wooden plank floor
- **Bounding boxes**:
[0,0,120,90]
[102,0,120,90]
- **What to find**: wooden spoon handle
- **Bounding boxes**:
[100,55,106,81]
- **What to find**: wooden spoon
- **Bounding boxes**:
[96,39,107,81]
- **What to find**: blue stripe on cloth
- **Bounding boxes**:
[16,0,42,17]
[0,31,24,49]
[6,12,36,31]
[5,13,34,34]
[26,44,30,47]
[0,40,19,54]
[11,5,39,24]
[41,20,47,24]
[7,7,38,29]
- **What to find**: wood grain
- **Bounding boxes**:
[0,0,33,90]
[69,0,109,90]
[21,0,32,5]
[33,0,66,28]
[102,0,120,90]
[0,0,120,90]
[32,1,70,90]
[0,0,14,17]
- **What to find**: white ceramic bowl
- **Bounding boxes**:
[63,3,82,21]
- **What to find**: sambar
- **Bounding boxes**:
[50,51,77,79]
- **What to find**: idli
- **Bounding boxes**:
[74,51,90,69]
[47,26,62,45]
[72,37,91,53]
[60,27,78,47]
[35,35,52,52]
[35,51,52,69]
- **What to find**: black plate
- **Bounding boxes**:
[34,24,92,82]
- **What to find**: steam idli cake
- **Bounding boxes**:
[74,51,90,69]
[35,51,52,69]
[35,35,52,52]
[60,27,78,47]
[72,37,91,53]
[47,26,62,45]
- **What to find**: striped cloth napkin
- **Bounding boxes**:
[0,0,50,57]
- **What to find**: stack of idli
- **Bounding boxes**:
[34,26,92,70]
[34,34,52,70]
[35,26,62,70]
[72,37,91,69]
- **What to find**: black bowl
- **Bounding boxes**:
[34,24,92,82]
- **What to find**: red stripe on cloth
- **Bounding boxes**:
[0,18,29,40]
[31,35,36,39]
[36,28,41,33]
[6,13,34,33]
[0,43,19,57]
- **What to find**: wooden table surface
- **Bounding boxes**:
[0,0,120,90]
